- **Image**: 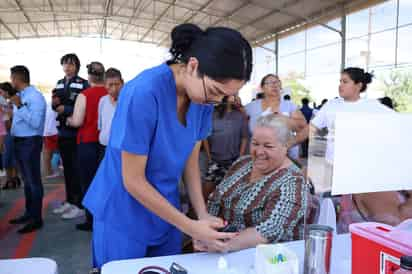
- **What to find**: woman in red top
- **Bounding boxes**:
[67,62,107,231]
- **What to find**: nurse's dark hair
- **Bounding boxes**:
[342,67,373,93]
[168,23,253,82]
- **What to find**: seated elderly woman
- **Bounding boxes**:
[194,114,311,253]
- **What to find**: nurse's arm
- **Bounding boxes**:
[121,151,235,243]
[183,141,208,218]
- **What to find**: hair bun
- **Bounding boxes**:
[170,24,204,61]
[363,71,373,85]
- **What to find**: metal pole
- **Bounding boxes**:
[366,8,372,71]
[275,34,279,75]
[395,0,400,67]
[341,12,346,71]
[304,28,308,78]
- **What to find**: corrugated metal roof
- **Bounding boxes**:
[0,0,384,46]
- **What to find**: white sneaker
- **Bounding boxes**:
[61,206,85,219]
[53,202,71,214]
[45,172,60,179]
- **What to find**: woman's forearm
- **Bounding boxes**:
[67,94,86,127]
[293,122,309,146]
[400,198,412,220]
[289,112,309,147]
[358,192,412,226]
[226,227,267,252]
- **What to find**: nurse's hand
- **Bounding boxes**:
[197,212,225,226]
[193,239,231,253]
[193,239,208,252]
[188,219,237,246]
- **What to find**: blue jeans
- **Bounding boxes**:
[3,133,16,169]
[14,136,43,222]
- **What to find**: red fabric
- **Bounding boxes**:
[44,135,58,151]
[77,86,107,144]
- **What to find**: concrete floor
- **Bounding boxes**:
[0,177,91,274]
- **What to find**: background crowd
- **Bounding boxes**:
[0,39,410,271]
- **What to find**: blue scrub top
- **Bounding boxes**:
[83,63,213,244]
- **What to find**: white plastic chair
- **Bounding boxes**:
[0,257,58,274]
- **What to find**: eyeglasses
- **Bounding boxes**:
[202,76,226,106]
[263,80,280,86]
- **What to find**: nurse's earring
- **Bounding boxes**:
[185,57,200,77]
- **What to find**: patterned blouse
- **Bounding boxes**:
[208,155,310,243]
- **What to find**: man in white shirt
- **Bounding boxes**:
[43,101,59,178]
[97,68,123,161]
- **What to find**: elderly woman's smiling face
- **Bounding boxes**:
[250,126,288,175]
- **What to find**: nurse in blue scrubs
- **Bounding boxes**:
[83,23,253,268]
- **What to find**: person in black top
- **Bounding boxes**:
[300,97,313,123]
[51,53,89,219]
[300,98,312,158]
[379,96,394,109]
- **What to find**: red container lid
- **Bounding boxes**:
[349,222,412,255]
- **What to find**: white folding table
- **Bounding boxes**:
[102,233,351,274]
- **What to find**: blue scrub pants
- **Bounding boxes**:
[92,219,182,268]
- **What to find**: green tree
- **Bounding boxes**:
[379,70,412,113]
[282,72,314,106]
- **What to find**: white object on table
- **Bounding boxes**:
[218,256,229,270]
[255,244,298,274]
[0,257,58,274]
[318,197,337,234]
[102,234,351,274]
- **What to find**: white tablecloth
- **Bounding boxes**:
[102,233,351,274]
[0,257,58,274]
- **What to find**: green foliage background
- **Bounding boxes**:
[378,69,412,113]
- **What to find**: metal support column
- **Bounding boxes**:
[275,34,279,75]
[395,0,400,67]
[340,12,346,71]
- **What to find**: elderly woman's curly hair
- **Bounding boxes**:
[255,114,293,146]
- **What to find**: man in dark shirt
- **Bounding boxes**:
[300,97,313,123]
[300,97,312,158]
[51,53,89,219]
